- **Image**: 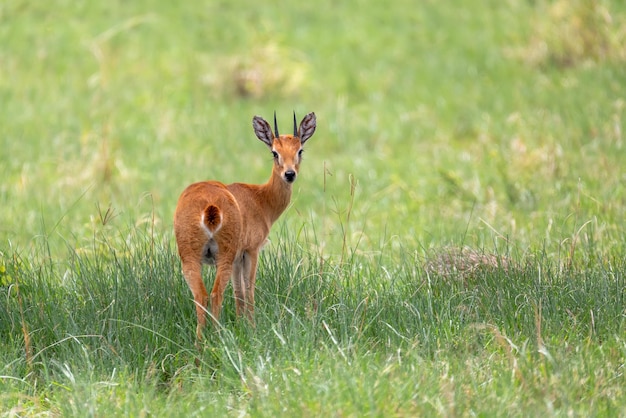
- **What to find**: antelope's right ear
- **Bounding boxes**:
[252,116,274,148]
[298,112,317,144]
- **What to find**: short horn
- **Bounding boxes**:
[273,111,279,138]
[293,111,298,137]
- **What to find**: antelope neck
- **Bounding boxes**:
[259,169,293,222]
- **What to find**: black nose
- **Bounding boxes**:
[284,170,296,183]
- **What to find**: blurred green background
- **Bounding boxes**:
[1,0,625,260]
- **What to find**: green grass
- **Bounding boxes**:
[2,230,626,415]
[2,0,626,415]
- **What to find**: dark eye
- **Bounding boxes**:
[272,151,279,159]
[298,149,304,158]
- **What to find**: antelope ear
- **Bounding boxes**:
[252,116,274,148]
[298,112,316,144]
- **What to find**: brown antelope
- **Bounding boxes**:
[174,111,317,341]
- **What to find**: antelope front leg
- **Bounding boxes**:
[231,255,247,317]
[243,250,260,323]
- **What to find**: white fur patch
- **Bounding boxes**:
[200,211,222,237]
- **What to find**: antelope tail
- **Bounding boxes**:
[201,204,222,236]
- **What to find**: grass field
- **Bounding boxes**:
[2,0,626,416]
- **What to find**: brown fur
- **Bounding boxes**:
[174,112,316,341]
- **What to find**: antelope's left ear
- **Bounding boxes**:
[253,116,274,148]
[298,112,316,145]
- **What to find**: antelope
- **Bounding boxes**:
[174,111,317,341]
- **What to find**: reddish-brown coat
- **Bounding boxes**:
[174,112,316,342]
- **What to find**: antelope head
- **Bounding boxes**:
[252,111,317,184]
